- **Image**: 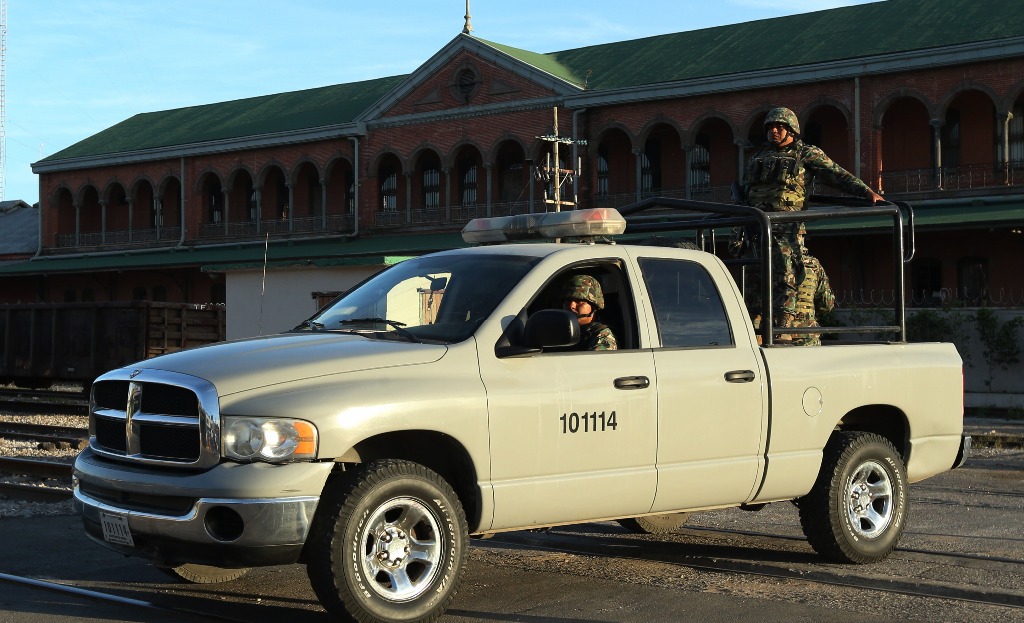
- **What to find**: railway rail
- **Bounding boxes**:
[0,387,88,413]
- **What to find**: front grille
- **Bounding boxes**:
[90,372,218,467]
[138,421,200,461]
[93,381,129,410]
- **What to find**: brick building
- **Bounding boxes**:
[8,0,1024,337]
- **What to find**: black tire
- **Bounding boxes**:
[797,432,908,564]
[616,512,691,535]
[156,564,250,584]
[306,460,468,623]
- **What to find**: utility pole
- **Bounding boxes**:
[536,107,586,212]
[0,0,7,201]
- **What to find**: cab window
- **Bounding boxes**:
[526,261,638,351]
[639,258,733,348]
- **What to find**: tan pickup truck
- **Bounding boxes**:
[73,203,968,623]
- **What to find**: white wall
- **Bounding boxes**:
[222,265,386,340]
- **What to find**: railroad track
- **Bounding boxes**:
[0,457,74,502]
[0,421,89,445]
[0,387,88,414]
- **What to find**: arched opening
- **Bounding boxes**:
[376,153,405,227]
[52,187,75,247]
[413,149,443,224]
[594,127,633,208]
[198,173,224,238]
[227,169,256,235]
[941,89,997,189]
[293,161,322,229]
[493,140,527,216]
[130,180,156,241]
[879,96,932,192]
[690,117,737,203]
[453,144,483,223]
[260,166,288,225]
[641,124,684,199]
[159,177,182,242]
[325,157,354,231]
[79,186,101,244]
[105,183,129,244]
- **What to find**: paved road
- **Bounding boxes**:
[0,443,1020,623]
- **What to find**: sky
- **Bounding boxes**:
[4,0,877,205]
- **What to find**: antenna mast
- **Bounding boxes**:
[536,107,587,212]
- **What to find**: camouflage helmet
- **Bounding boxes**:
[764,107,800,135]
[562,274,604,310]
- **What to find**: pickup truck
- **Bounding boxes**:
[73,202,968,623]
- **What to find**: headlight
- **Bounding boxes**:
[222,417,318,463]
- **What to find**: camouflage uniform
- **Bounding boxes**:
[562,275,618,351]
[788,251,836,346]
[741,107,874,336]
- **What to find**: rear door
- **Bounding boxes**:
[635,253,767,511]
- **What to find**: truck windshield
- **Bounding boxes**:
[303,253,539,343]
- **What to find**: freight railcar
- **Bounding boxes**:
[0,302,225,389]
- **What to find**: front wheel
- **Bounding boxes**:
[306,460,468,623]
[797,432,908,563]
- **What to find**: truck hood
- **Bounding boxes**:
[127,332,448,396]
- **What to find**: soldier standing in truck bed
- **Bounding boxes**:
[741,106,882,341]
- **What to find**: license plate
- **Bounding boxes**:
[100,511,135,547]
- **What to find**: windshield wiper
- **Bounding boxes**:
[293,319,325,331]
[339,318,421,343]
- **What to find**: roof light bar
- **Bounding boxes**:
[461,208,626,244]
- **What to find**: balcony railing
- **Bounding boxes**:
[53,213,356,251]
[881,162,1024,194]
[55,227,183,249]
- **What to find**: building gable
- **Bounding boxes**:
[358,35,583,122]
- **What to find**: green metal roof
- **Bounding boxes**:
[0,232,468,276]
[37,0,1024,164]
[525,0,1024,91]
[42,75,406,162]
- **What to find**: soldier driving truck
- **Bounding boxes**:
[74,203,968,623]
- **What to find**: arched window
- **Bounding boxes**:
[642,139,661,194]
[690,135,711,193]
[597,147,609,197]
[423,167,440,209]
[460,159,477,206]
[381,167,398,212]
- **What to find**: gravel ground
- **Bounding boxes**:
[0,409,84,518]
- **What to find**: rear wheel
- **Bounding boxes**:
[797,432,907,563]
[617,512,691,535]
[156,564,250,584]
[306,460,467,623]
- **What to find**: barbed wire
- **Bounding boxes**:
[836,288,1024,308]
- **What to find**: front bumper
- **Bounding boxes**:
[73,447,334,568]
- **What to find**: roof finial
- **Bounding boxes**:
[462,0,473,35]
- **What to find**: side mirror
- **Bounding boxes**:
[495,309,580,358]
[525,309,580,348]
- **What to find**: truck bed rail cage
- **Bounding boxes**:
[617,196,914,347]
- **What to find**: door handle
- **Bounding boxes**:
[724,370,755,383]
[614,376,650,390]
